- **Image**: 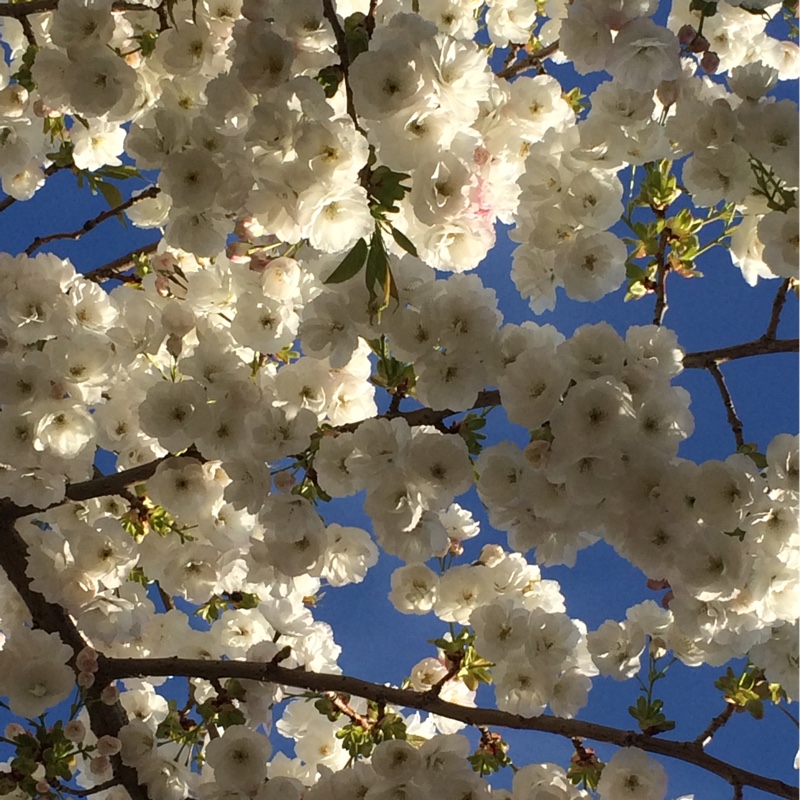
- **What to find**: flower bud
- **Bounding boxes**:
[226,240,251,263]
[76,647,98,673]
[64,721,86,743]
[677,24,696,46]
[690,33,710,53]
[4,723,26,740]
[90,756,110,776]
[657,79,681,108]
[78,671,96,688]
[701,50,720,74]
[101,685,120,705]
[273,471,297,492]
[96,736,122,757]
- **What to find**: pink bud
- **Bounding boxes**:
[473,146,491,166]
[76,647,99,673]
[657,79,681,108]
[248,252,270,273]
[4,723,26,740]
[64,721,86,743]
[101,685,120,705]
[690,33,710,53]
[448,538,464,558]
[226,241,251,264]
[273,471,297,492]
[89,756,110,776]
[154,274,171,297]
[35,781,51,795]
[77,671,96,688]
[677,24,697,46]
[96,736,122,757]
[701,50,720,74]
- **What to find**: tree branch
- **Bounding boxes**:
[496,40,560,80]
[706,362,745,450]
[0,505,149,800]
[83,241,160,283]
[652,212,670,326]
[98,656,798,800]
[321,0,362,133]
[24,187,160,256]
[682,338,798,368]
[0,0,163,17]
[694,704,736,747]
[764,278,792,341]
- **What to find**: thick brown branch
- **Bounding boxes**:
[5,450,205,520]
[24,186,160,256]
[694,704,736,747]
[682,338,798,368]
[706,362,745,450]
[339,389,501,433]
[496,40,560,80]
[765,278,792,340]
[83,241,160,283]
[98,657,798,800]
[0,506,148,800]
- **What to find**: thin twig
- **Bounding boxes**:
[83,241,160,283]
[155,581,175,612]
[694,704,736,747]
[19,12,36,45]
[364,0,378,38]
[652,213,670,326]
[50,779,121,797]
[496,40,560,80]
[325,692,372,728]
[321,0,361,132]
[98,655,798,800]
[706,362,745,450]
[764,278,792,340]
[24,187,160,256]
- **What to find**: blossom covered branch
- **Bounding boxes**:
[97,656,798,800]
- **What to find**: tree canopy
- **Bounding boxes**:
[0,1,797,800]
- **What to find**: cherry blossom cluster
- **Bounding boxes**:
[0,0,797,797]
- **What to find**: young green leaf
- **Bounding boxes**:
[324,238,368,284]
[390,225,418,257]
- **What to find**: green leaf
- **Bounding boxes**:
[369,166,411,213]
[96,180,124,213]
[218,705,246,728]
[96,164,142,181]
[324,238,368,284]
[343,12,370,61]
[689,0,718,16]
[390,225,418,257]
[365,228,398,320]
[316,65,343,98]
